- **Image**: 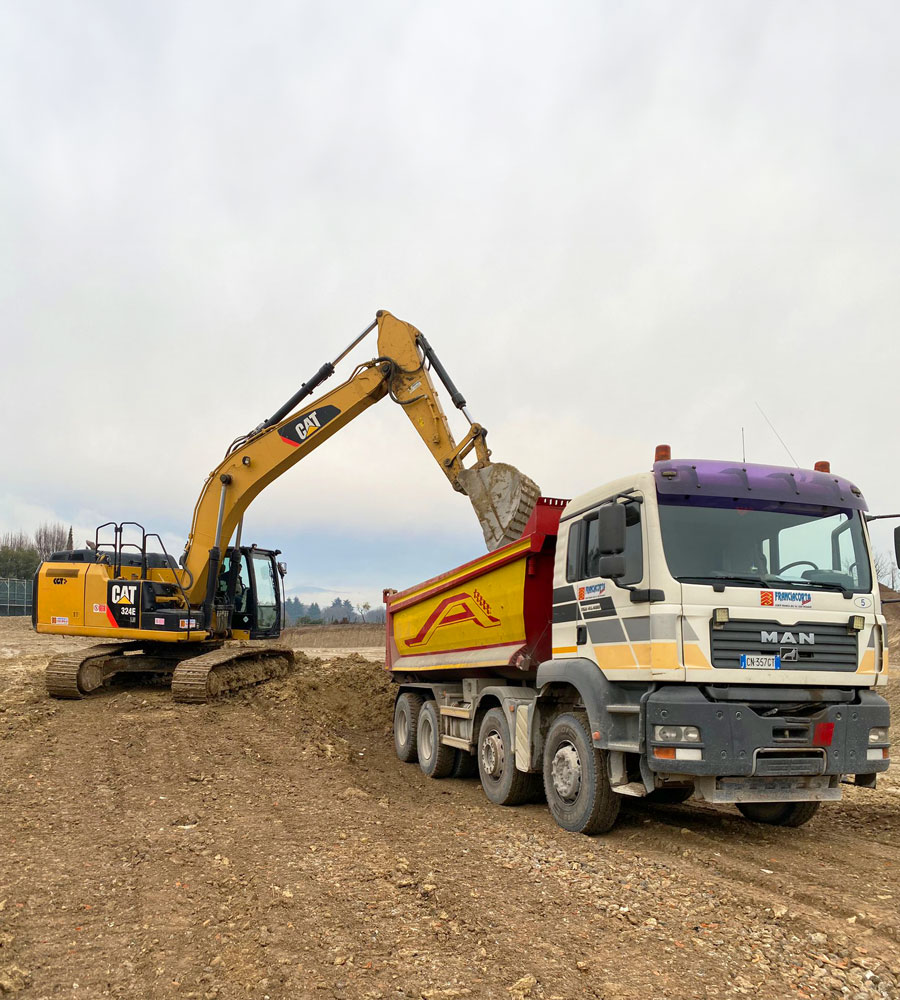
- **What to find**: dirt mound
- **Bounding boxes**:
[257,650,395,734]
[282,623,384,648]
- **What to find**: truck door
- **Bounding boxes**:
[568,495,651,681]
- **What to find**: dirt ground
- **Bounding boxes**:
[1,619,899,1000]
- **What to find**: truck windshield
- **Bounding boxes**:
[657,497,872,592]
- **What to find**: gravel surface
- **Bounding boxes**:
[1,619,898,1000]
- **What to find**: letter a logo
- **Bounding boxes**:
[405,590,501,648]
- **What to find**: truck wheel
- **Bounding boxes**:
[736,801,820,827]
[451,749,478,779]
[543,712,621,835]
[416,700,455,779]
[394,692,425,763]
[477,707,535,806]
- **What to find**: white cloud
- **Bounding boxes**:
[2,0,899,594]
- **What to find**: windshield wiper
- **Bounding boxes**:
[677,574,769,591]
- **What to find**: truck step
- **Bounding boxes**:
[440,735,474,751]
[439,704,473,719]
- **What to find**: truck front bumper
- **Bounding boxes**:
[644,685,890,783]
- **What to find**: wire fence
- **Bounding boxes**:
[0,578,32,617]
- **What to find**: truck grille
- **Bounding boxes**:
[709,619,858,671]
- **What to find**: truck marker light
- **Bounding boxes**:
[848,615,865,632]
[813,722,835,746]
[592,731,601,740]
[655,444,671,463]
[867,748,890,761]
[653,747,676,760]
[712,608,729,629]
[814,460,831,473]
[675,748,702,761]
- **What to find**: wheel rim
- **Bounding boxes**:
[481,729,505,781]
[418,713,434,764]
[550,741,582,802]
[396,706,409,747]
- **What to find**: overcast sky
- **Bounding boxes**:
[2,1,899,605]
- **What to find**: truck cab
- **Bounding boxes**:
[549,455,889,814]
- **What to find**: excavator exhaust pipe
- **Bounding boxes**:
[457,463,542,551]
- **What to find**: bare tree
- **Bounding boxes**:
[874,549,900,590]
[33,522,68,561]
[0,530,32,550]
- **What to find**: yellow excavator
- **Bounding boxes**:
[34,310,540,702]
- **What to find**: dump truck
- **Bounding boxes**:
[385,449,893,834]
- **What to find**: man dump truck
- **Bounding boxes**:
[385,448,893,834]
[33,310,539,701]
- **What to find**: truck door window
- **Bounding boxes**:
[567,500,643,585]
[565,521,585,582]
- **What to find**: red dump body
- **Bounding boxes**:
[383,498,567,680]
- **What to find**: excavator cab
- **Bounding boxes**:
[217,546,283,639]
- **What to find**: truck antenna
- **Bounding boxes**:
[741,427,746,463]
[755,401,799,467]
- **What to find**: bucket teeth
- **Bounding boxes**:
[457,463,541,551]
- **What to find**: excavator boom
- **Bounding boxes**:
[180,311,539,603]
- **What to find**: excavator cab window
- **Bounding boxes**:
[249,551,280,637]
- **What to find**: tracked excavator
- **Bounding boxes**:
[34,310,540,702]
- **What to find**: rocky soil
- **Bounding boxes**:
[1,619,898,1000]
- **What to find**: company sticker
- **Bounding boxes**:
[179,618,198,629]
[581,603,603,613]
[760,590,812,609]
[578,583,606,601]
[92,603,108,614]
[50,616,69,625]
[154,617,165,626]
[854,596,872,610]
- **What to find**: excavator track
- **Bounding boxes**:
[46,642,143,699]
[170,644,295,703]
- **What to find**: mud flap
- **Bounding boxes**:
[458,463,541,551]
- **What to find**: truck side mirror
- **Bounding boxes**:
[598,554,626,579]
[597,503,626,555]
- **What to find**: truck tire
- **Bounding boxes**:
[736,800,820,827]
[394,692,425,763]
[477,707,535,806]
[417,700,455,779]
[451,749,478,779]
[543,711,621,835]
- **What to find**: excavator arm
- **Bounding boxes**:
[180,311,539,606]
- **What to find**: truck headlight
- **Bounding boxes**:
[653,725,702,744]
[869,727,889,744]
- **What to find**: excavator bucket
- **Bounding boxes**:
[457,463,542,551]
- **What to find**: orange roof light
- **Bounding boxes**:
[814,460,831,473]
[655,444,671,463]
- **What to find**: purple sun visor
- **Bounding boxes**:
[654,459,868,511]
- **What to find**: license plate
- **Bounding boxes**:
[740,654,780,670]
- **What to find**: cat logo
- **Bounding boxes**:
[405,590,500,648]
[111,584,137,606]
[278,404,341,448]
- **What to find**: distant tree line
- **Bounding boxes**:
[0,523,72,579]
[284,596,385,625]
